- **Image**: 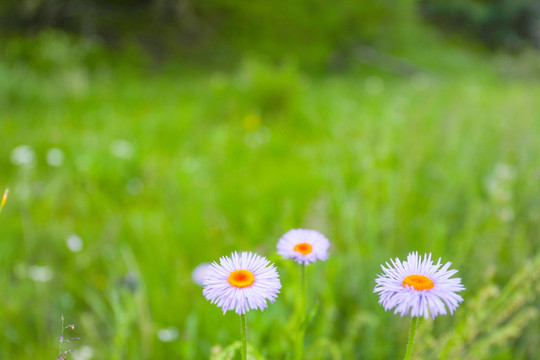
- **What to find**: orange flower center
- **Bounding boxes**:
[402,274,434,290]
[228,270,255,288]
[294,242,313,255]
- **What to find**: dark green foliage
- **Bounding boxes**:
[0,0,420,68]
[420,0,540,50]
[2,0,540,67]
[0,30,105,72]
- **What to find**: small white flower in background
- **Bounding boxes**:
[277,229,330,265]
[66,234,84,252]
[498,206,515,222]
[10,145,36,167]
[126,177,144,195]
[192,262,211,286]
[110,139,134,159]
[493,163,516,182]
[157,326,179,342]
[28,265,53,282]
[46,147,65,167]
[485,177,512,203]
[485,163,517,220]
[73,345,94,360]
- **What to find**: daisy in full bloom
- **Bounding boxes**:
[203,252,281,315]
[277,229,330,265]
[374,252,465,319]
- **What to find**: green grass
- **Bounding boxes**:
[1,44,540,359]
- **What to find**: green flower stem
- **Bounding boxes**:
[403,316,419,360]
[294,264,307,360]
[240,313,247,360]
[301,264,307,311]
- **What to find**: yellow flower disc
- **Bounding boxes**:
[402,274,434,290]
[294,242,313,255]
[228,270,255,288]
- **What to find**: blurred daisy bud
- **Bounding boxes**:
[192,262,211,286]
[277,228,330,265]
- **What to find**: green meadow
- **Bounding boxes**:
[1,34,540,359]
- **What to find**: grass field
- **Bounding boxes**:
[1,38,540,359]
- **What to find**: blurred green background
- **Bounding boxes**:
[1,0,540,359]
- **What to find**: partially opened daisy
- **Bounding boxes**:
[374,252,465,359]
[203,252,281,360]
[277,228,330,265]
[276,229,330,360]
[191,262,211,286]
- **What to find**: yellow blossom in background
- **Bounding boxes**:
[242,113,261,132]
[0,189,8,214]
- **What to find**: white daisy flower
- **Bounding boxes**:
[374,252,465,319]
[203,252,281,315]
[277,229,330,265]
